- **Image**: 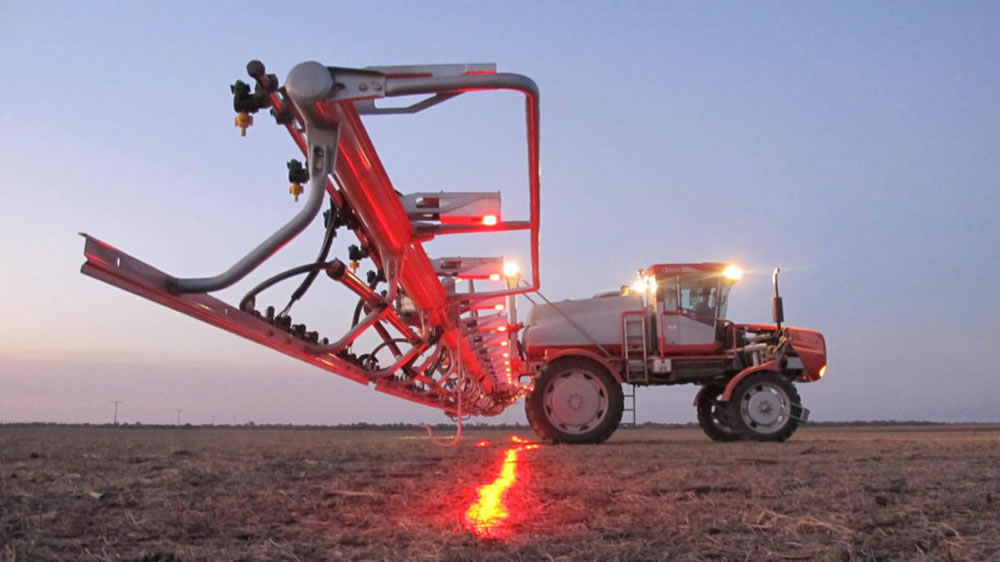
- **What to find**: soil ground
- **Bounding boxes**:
[2,424,998,561]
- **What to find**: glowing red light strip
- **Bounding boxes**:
[464,435,539,537]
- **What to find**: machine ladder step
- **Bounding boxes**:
[622,312,649,383]
[622,383,638,426]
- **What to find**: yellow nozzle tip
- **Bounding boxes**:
[235,113,253,136]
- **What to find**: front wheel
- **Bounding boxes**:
[726,372,802,442]
[696,386,742,442]
[525,358,623,444]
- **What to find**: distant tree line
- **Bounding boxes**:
[0,420,974,430]
[623,420,954,429]
[0,421,532,430]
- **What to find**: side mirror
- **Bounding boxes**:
[772,268,784,328]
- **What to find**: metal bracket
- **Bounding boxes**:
[381,251,406,304]
[402,192,501,224]
[354,63,495,115]
[432,257,504,280]
[792,404,811,422]
[464,314,507,333]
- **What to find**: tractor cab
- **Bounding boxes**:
[646,263,742,354]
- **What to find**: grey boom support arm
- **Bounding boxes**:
[168,125,340,294]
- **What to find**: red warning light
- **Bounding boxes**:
[482,214,498,226]
[475,440,490,448]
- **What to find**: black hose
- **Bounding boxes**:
[350,269,383,328]
[370,338,411,358]
[239,261,333,312]
[351,298,365,328]
[428,346,451,376]
[279,203,339,316]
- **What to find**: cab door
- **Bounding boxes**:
[657,273,723,355]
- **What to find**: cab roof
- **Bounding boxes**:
[644,263,730,276]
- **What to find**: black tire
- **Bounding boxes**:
[726,372,802,442]
[696,386,742,442]
[525,358,624,444]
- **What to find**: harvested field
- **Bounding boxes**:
[1,424,998,561]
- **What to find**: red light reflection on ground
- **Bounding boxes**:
[464,435,539,537]
[475,440,490,448]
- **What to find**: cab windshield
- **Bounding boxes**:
[655,272,733,320]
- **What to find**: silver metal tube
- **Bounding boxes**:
[371,343,427,379]
[170,125,340,293]
[387,72,542,294]
[309,306,385,354]
[384,73,538,98]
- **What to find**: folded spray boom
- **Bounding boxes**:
[81,60,541,418]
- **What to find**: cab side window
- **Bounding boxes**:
[655,275,679,312]
[679,276,718,320]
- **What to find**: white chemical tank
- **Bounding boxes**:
[522,293,642,357]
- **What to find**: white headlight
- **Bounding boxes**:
[723,265,743,281]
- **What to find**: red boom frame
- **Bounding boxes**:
[81,61,541,418]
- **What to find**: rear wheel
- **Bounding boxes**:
[525,358,623,444]
[726,372,801,442]
[696,386,741,442]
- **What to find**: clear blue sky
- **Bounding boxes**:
[1,1,997,424]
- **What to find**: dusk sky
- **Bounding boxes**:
[1,1,997,425]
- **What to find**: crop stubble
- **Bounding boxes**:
[1,425,998,561]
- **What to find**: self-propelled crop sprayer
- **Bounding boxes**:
[81,60,827,444]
